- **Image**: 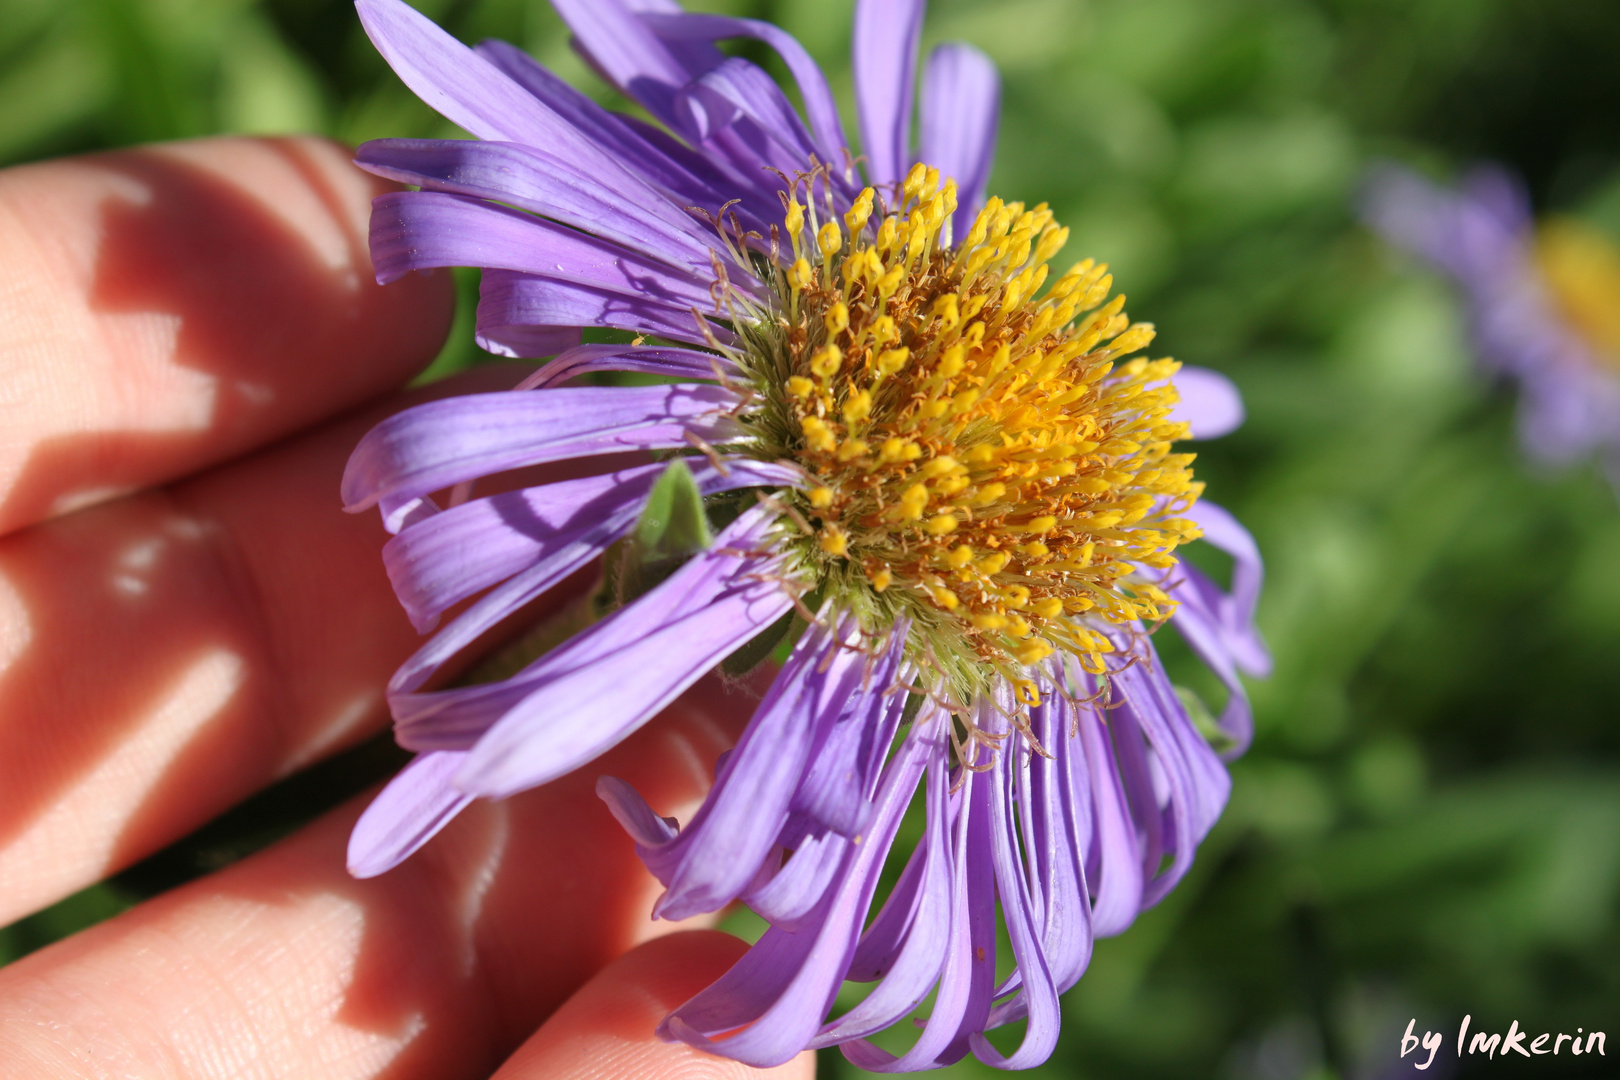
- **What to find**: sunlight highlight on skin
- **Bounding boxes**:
[0,646,245,910]
[279,689,382,776]
[0,571,29,672]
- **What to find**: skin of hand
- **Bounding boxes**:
[0,135,814,1080]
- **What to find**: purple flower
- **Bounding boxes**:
[1361,163,1620,484]
[342,0,1270,1068]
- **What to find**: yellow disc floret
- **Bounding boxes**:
[741,164,1203,696]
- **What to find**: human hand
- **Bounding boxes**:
[0,135,812,1080]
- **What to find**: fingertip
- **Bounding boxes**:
[489,931,816,1080]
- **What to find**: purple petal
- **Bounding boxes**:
[675,57,819,168]
[520,343,742,390]
[851,0,924,190]
[745,825,852,929]
[841,739,992,1071]
[1075,700,1143,938]
[384,457,799,632]
[788,632,909,837]
[355,139,723,279]
[370,191,731,310]
[478,269,732,350]
[814,748,951,1047]
[969,709,1059,1067]
[1161,572,1256,754]
[347,751,474,878]
[1183,499,1270,677]
[452,508,793,798]
[473,324,582,361]
[549,0,693,129]
[473,36,780,233]
[598,774,679,847]
[659,707,942,1068]
[398,501,785,726]
[641,12,851,173]
[918,42,999,236]
[1169,365,1245,439]
[1016,686,1094,992]
[341,383,745,514]
[631,617,870,921]
[359,0,590,146]
[358,0,718,247]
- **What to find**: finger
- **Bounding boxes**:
[489,931,816,1080]
[0,135,454,537]
[0,677,772,1080]
[0,364,544,925]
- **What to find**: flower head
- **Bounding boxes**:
[343,0,1269,1068]
[1361,163,1620,485]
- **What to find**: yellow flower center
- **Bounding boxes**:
[741,164,1203,702]
[1537,218,1620,372]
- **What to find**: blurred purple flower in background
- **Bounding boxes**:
[1362,163,1620,486]
[339,0,1269,1068]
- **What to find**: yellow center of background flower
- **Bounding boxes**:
[1537,217,1620,372]
[741,165,1203,701]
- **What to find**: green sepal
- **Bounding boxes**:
[635,457,713,557]
[613,458,714,606]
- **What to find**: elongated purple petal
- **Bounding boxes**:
[355,139,722,279]
[474,36,779,232]
[347,750,474,878]
[813,753,951,1047]
[970,709,1059,1068]
[549,0,692,128]
[852,0,924,190]
[641,12,851,172]
[1013,686,1093,993]
[478,269,731,350]
[789,633,908,838]
[396,501,786,731]
[452,508,793,798]
[918,42,999,236]
[370,191,730,309]
[676,57,819,168]
[842,744,990,1072]
[745,826,852,929]
[384,458,799,631]
[520,343,742,390]
[359,0,587,147]
[605,616,867,920]
[342,383,745,514]
[1169,365,1246,440]
[659,708,942,1068]
[1075,700,1143,938]
[359,0,720,242]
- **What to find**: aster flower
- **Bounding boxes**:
[341,0,1270,1068]
[1362,163,1620,486]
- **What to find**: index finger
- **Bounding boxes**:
[0,136,454,537]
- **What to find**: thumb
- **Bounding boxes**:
[489,930,817,1080]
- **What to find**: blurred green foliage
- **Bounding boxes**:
[2,0,1619,1077]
